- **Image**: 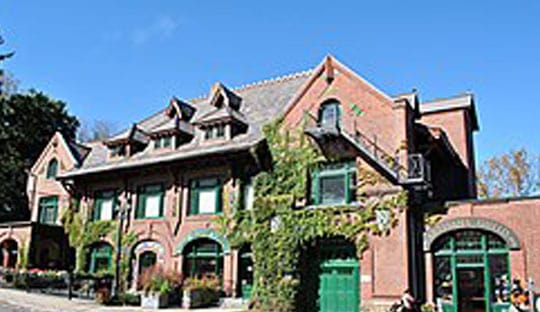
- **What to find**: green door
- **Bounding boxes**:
[318,256,359,312]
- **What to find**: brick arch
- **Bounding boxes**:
[132,240,166,264]
[424,217,521,251]
[174,228,230,255]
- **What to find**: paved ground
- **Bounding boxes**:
[0,288,243,312]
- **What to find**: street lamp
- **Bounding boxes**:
[112,194,130,298]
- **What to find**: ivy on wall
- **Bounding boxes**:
[216,118,407,312]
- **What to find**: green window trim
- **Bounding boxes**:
[183,239,224,278]
[311,161,356,206]
[189,177,223,215]
[92,190,118,221]
[135,184,165,219]
[38,196,58,225]
[433,230,510,312]
[46,158,59,179]
[89,243,113,274]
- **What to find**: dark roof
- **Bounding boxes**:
[60,70,312,178]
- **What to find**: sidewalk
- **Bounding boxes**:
[0,288,243,312]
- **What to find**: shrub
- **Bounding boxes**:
[138,266,182,295]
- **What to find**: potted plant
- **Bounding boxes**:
[182,275,221,309]
[139,266,181,309]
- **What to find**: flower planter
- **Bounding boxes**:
[141,293,168,309]
[182,289,219,309]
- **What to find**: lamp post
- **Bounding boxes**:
[112,195,130,298]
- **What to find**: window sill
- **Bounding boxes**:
[185,213,221,221]
[304,202,359,210]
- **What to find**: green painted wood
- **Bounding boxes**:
[317,254,359,312]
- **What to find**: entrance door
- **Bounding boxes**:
[457,268,485,312]
[318,259,359,312]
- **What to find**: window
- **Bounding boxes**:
[135,184,165,219]
[92,190,117,221]
[138,251,157,274]
[46,159,59,179]
[204,124,226,140]
[239,178,254,211]
[311,162,356,205]
[189,178,222,215]
[88,243,113,273]
[153,136,173,149]
[318,100,341,129]
[110,145,126,157]
[38,196,58,225]
[183,239,223,278]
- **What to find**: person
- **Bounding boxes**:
[401,289,416,312]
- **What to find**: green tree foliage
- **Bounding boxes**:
[0,91,79,221]
[477,148,539,198]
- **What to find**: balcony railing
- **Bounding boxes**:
[302,111,430,187]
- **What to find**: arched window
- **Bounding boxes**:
[88,243,113,273]
[139,251,157,274]
[318,100,341,129]
[46,158,59,179]
[433,230,509,311]
[183,238,223,278]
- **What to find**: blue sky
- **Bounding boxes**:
[1,1,539,163]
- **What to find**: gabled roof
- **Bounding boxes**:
[166,97,196,121]
[194,105,248,126]
[209,82,242,110]
[105,124,149,145]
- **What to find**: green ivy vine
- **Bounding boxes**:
[216,119,407,311]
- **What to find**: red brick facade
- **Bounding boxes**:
[0,55,538,311]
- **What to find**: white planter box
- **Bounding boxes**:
[141,293,168,309]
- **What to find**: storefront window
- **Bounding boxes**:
[432,230,510,312]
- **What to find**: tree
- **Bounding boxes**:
[78,119,117,142]
[0,34,15,98]
[0,90,79,221]
[477,148,539,199]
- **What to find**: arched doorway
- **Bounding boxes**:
[238,245,253,300]
[0,239,18,268]
[298,237,359,312]
[432,230,510,312]
[182,238,224,279]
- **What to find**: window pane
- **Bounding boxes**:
[455,230,483,250]
[490,254,510,303]
[320,175,346,204]
[163,136,172,148]
[145,194,162,218]
[100,199,114,220]
[434,256,453,300]
[199,189,217,214]
[320,103,339,128]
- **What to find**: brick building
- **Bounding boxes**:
[0,55,537,312]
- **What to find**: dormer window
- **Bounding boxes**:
[110,144,126,158]
[154,136,173,149]
[204,124,226,140]
[46,158,59,179]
